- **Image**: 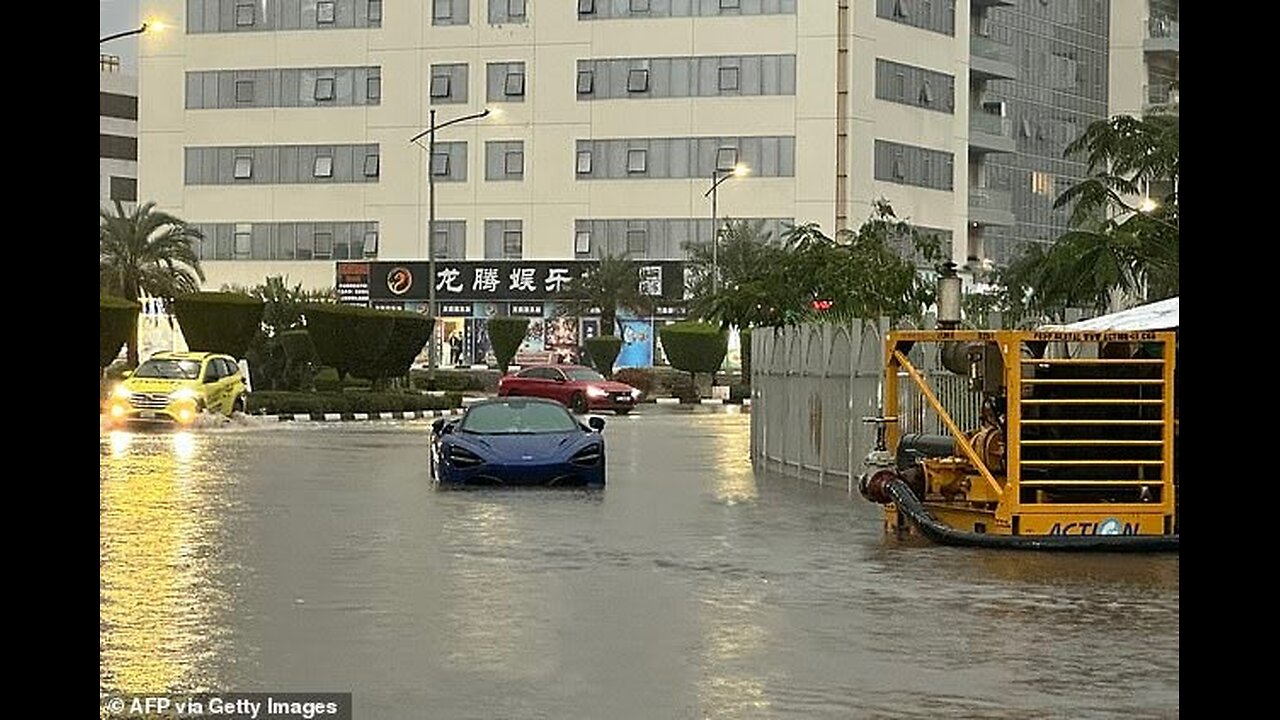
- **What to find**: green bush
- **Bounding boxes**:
[411,369,497,392]
[100,296,140,368]
[612,367,655,397]
[278,329,318,391]
[374,311,434,384]
[173,292,264,357]
[659,321,729,384]
[488,317,530,375]
[247,391,461,416]
[739,328,753,380]
[584,335,624,377]
[303,303,395,380]
[729,383,752,403]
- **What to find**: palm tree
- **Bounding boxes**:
[100,200,206,366]
[555,253,654,337]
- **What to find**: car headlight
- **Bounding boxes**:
[630,389,642,399]
[111,384,132,400]
[169,388,199,402]
[586,386,608,398]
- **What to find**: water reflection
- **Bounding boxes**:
[100,431,231,694]
[712,418,757,505]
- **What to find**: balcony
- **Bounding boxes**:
[970,35,1017,81]
[971,0,1014,6]
[1143,83,1180,115]
[1144,16,1179,55]
[969,112,1016,154]
[969,187,1015,227]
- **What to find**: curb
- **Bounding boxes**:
[649,397,751,407]
[258,408,466,423]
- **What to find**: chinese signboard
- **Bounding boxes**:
[336,260,686,304]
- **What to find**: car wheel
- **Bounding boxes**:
[571,393,589,414]
[232,396,246,415]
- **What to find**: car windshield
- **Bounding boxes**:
[566,368,606,382]
[460,401,579,435]
[134,359,203,380]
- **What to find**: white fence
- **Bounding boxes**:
[750,321,980,492]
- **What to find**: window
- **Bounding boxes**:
[1031,171,1053,196]
[577,70,594,94]
[508,0,526,18]
[627,149,647,174]
[315,77,336,101]
[893,0,907,19]
[368,1,383,22]
[1021,118,1032,137]
[363,230,379,257]
[367,75,381,101]
[235,2,255,26]
[576,150,592,174]
[892,152,905,180]
[364,153,380,177]
[435,0,453,21]
[718,66,740,92]
[235,80,254,103]
[234,224,252,256]
[630,0,650,12]
[578,0,595,13]
[314,155,334,178]
[432,230,449,258]
[234,156,253,179]
[716,147,738,172]
[430,73,452,98]
[314,232,334,259]
[895,72,905,100]
[627,68,649,93]
[575,230,591,253]
[504,70,525,96]
[432,153,451,176]
[920,80,933,105]
[504,150,524,176]
[626,227,647,254]
[503,229,523,257]
[317,1,336,24]
[721,0,741,8]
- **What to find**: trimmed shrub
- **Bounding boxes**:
[278,328,318,391]
[584,335,624,378]
[246,390,462,416]
[411,368,497,392]
[729,383,752,403]
[374,311,434,384]
[612,367,655,397]
[173,292,264,357]
[303,303,395,380]
[740,328,753,380]
[659,321,729,385]
[100,296,140,368]
[488,317,530,375]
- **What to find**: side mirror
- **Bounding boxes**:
[121,370,133,378]
[555,376,567,383]
[588,416,606,432]
[433,419,453,435]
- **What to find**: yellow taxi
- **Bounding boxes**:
[106,351,248,426]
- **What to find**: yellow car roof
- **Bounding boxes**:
[149,351,224,361]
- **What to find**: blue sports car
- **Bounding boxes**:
[431,397,607,488]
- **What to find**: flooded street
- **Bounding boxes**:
[101,408,1178,718]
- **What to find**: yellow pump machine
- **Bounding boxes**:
[858,273,1178,550]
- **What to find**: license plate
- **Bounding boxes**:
[615,394,632,402]
[139,410,156,419]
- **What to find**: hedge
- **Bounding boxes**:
[658,321,728,380]
[100,296,140,368]
[303,303,396,380]
[247,391,462,416]
[488,317,530,375]
[584,335,624,378]
[411,368,499,392]
[375,311,434,382]
[173,292,264,358]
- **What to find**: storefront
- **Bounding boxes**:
[335,260,687,369]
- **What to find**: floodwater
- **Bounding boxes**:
[100,408,1178,719]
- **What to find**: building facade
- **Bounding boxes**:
[138,0,1117,290]
[101,53,139,211]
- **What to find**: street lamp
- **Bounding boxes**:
[704,164,750,293]
[410,107,491,383]
[100,21,164,44]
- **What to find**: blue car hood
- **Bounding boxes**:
[451,431,595,460]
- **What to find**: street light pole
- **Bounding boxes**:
[704,165,749,295]
[100,24,149,44]
[410,107,491,384]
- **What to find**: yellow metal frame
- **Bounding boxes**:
[883,330,1176,536]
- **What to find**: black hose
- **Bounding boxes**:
[882,477,1179,552]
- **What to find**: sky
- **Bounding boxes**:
[101,0,140,73]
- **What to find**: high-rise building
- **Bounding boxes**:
[137,1,1115,292]
[101,53,139,211]
[1109,0,1178,119]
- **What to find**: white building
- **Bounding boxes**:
[101,53,139,211]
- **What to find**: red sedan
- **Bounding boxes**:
[497,365,642,415]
